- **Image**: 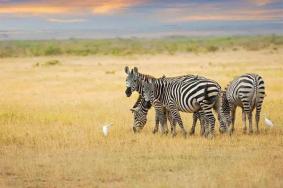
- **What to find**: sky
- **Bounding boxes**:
[0,0,283,39]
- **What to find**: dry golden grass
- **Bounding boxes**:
[0,50,283,188]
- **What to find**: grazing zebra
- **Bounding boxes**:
[222,73,265,134]
[142,75,228,138]
[125,66,206,134]
[131,95,168,134]
[130,95,151,132]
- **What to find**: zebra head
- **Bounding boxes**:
[125,66,139,97]
[130,106,147,133]
[142,79,155,108]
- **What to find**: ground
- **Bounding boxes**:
[0,50,282,188]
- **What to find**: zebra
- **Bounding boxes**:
[130,95,151,133]
[125,66,205,134]
[130,95,168,134]
[222,73,265,134]
[142,75,228,138]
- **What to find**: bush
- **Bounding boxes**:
[0,35,283,58]
[44,46,62,56]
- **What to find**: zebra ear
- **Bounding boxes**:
[125,66,129,74]
[133,67,138,74]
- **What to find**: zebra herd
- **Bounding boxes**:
[125,66,265,138]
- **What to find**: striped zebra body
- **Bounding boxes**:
[223,73,265,134]
[143,75,227,138]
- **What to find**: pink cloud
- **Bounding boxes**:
[156,4,283,23]
[0,0,146,15]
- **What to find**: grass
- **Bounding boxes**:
[0,49,282,187]
[0,35,283,57]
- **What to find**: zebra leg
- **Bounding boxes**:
[201,111,211,137]
[201,106,215,138]
[255,103,262,134]
[169,104,187,138]
[248,111,253,134]
[242,108,247,133]
[207,111,216,139]
[166,109,176,136]
[161,108,169,135]
[229,106,236,135]
[201,115,208,137]
[153,109,160,134]
[190,112,198,135]
[166,110,174,134]
[199,111,206,136]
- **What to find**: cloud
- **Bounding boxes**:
[92,0,145,14]
[0,0,146,15]
[47,18,87,23]
[156,3,283,23]
[0,6,70,15]
[249,0,274,6]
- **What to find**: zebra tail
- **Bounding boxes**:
[251,76,258,109]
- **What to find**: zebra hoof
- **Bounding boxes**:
[172,133,177,137]
[183,132,187,138]
[189,130,195,135]
[228,129,233,136]
[255,130,260,134]
[248,130,253,135]
[152,129,158,134]
[219,128,227,134]
[203,131,209,138]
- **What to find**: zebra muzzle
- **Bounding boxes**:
[125,87,132,97]
[145,101,151,108]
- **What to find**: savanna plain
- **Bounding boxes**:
[0,38,283,188]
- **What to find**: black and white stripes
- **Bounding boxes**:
[222,73,265,134]
[142,75,225,138]
[125,66,265,138]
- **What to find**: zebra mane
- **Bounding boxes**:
[137,72,156,81]
[134,72,156,94]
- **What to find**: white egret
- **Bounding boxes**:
[264,114,274,128]
[102,124,112,136]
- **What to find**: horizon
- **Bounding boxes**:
[0,0,283,40]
